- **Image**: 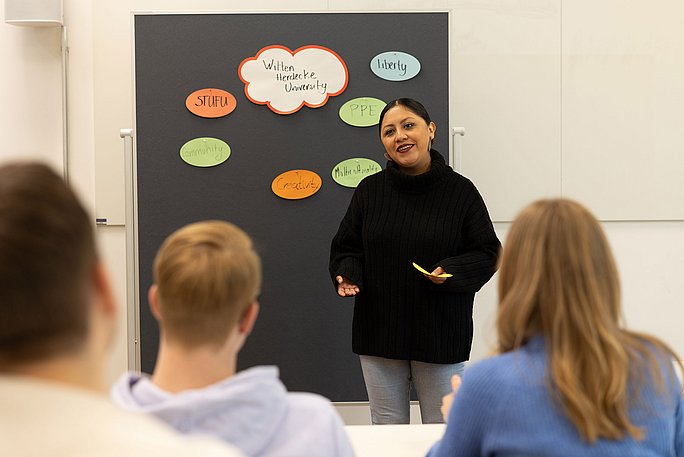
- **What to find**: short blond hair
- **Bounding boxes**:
[153,220,261,347]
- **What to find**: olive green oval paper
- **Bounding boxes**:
[338,97,386,127]
[180,137,231,167]
[332,157,382,188]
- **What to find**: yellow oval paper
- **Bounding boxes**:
[272,169,322,200]
[412,262,453,278]
[339,97,386,127]
[180,137,231,167]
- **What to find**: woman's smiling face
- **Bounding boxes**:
[380,105,436,175]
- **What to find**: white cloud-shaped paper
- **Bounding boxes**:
[238,45,349,115]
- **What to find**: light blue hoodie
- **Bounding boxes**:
[111,366,355,457]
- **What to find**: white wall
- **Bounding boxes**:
[0,19,63,171]
[2,0,684,388]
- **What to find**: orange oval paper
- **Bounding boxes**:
[185,88,237,118]
[272,169,322,200]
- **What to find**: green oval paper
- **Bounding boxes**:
[180,137,231,167]
[332,157,382,188]
[338,97,386,127]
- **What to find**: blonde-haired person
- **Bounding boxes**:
[427,199,684,456]
[112,221,354,457]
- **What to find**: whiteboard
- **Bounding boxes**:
[450,1,684,222]
[132,11,450,401]
[561,0,684,221]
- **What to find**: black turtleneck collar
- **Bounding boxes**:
[386,149,450,194]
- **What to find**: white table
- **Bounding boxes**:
[344,424,445,457]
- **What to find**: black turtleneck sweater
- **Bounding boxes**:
[330,150,501,363]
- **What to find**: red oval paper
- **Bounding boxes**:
[271,170,322,200]
[185,88,237,118]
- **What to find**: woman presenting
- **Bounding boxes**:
[329,98,500,424]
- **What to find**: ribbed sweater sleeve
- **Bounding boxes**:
[430,184,500,294]
[329,184,365,290]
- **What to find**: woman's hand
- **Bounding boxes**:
[336,275,360,297]
[441,374,462,423]
[425,266,448,284]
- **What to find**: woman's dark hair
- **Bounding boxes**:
[378,98,432,134]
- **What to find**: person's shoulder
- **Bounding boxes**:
[103,409,244,456]
[443,169,479,192]
[463,352,515,382]
[238,367,339,423]
[88,387,242,456]
[635,336,676,362]
[0,376,243,457]
[285,392,350,432]
[630,336,683,391]
[286,391,341,419]
[267,392,352,456]
[462,348,540,391]
[110,370,147,408]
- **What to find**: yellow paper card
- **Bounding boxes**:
[411,262,453,278]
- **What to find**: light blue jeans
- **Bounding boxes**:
[359,355,466,424]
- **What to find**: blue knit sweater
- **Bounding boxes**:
[427,337,684,456]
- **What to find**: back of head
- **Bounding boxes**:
[0,162,96,369]
[497,198,620,350]
[154,220,261,347]
[497,198,679,442]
